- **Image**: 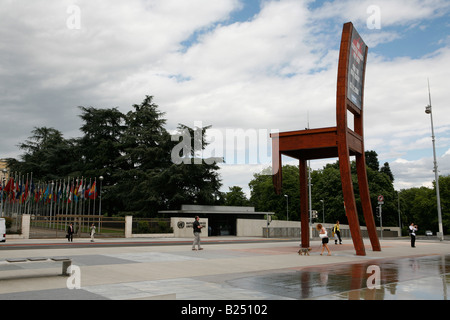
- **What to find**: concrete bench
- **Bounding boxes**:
[1,257,72,276]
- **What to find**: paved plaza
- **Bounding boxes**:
[0,236,449,301]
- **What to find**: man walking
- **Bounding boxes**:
[67,223,74,242]
[192,216,203,251]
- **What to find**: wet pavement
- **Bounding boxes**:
[228,254,450,300]
[0,237,449,301]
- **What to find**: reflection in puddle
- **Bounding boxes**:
[228,255,450,300]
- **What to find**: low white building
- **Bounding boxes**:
[159,204,275,237]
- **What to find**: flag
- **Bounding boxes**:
[57,181,62,202]
[63,181,69,202]
[14,180,21,202]
[34,184,41,203]
[79,180,84,200]
[68,183,73,204]
[44,184,49,200]
[22,179,29,203]
[30,181,35,202]
[88,181,97,199]
[38,184,44,202]
[84,182,91,198]
[4,178,13,193]
[74,179,82,202]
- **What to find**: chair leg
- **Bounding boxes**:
[272,150,282,195]
[356,153,381,251]
[299,159,310,248]
[339,150,366,256]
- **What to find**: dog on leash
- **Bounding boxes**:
[298,248,311,256]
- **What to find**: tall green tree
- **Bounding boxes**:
[400,174,450,234]
[249,165,300,221]
[399,186,435,233]
[77,106,126,215]
[78,106,126,178]
[380,162,394,182]
[7,127,78,180]
[438,175,450,232]
[113,96,173,215]
[159,123,223,211]
[311,162,346,224]
[224,186,250,207]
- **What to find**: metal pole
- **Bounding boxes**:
[379,203,383,240]
[308,160,312,240]
[425,79,444,241]
[99,176,103,233]
[284,194,288,221]
[397,191,402,236]
[50,181,54,229]
[320,199,324,223]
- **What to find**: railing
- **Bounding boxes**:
[29,214,125,238]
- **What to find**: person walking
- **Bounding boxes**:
[333,220,342,245]
[316,224,331,256]
[192,216,203,251]
[409,223,418,247]
[67,223,74,242]
[90,223,96,242]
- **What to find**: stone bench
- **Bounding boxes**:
[1,257,72,276]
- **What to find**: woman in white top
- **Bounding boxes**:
[316,224,331,256]
[90,223,96,242]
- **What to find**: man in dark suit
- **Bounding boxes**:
[67,223,74,242]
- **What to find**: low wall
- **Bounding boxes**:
[125,216,209,238]
[262,227,301,238]
[237,219,300,237]
[171,217,208,238]
[238,219,400,238]
[5,214,30,240]
[11,215,399,239]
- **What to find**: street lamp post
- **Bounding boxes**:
[320,199,324,223]
[425,80,444,241]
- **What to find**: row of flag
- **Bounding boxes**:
[1,176,98,205]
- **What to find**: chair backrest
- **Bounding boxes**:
[336,22,368,139]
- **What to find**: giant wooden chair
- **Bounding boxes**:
[271,22,381,256]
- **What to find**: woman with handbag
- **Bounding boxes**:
[316,224,331,256]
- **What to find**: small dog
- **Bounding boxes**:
[298,248,311,256]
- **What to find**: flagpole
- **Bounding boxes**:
[99,176,103,233]
[0,170,5,218]
[88,178,91,215]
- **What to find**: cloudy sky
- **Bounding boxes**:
[1,0,449,196]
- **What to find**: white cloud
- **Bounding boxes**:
[311,0,450,28]
[391,149,450,190]
[0,0,449,193]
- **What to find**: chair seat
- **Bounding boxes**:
[271,126,362,160]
